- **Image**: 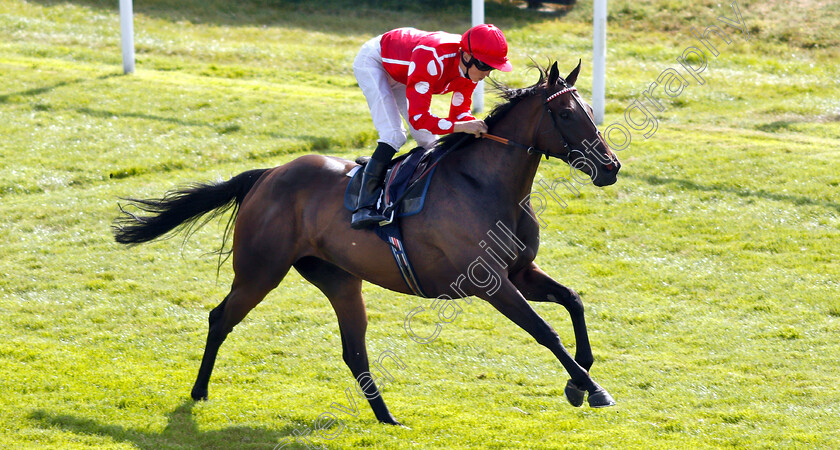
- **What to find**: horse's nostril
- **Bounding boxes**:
[605,163,615,171]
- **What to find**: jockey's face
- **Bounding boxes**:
[468,65,493,82]
[460,52,493,82]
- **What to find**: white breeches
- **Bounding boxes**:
[353,36,437,151]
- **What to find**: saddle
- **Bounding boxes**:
[344,145,445,225]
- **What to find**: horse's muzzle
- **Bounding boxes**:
[593,160,621,187]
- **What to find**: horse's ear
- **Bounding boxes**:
[565,59,582,87]
[547,61,560,85]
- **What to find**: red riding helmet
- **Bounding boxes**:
[460,24,513,72]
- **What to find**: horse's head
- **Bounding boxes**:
[533,61,621,187]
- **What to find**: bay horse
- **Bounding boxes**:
[113,61,621,425]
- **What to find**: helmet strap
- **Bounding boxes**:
[461,29,477,76]
[461,51,476,75]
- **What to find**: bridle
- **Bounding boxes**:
[482,84,603,162]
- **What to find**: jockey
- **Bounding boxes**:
[351,24,513,229]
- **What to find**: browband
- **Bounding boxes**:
[546,86,577,103]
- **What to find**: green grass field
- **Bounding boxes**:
[1,0,839,448]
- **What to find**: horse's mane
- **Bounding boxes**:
[434,63,550,152]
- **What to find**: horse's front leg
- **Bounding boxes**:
[510,262,593,371]
[478,277,615,408]
[509,262,606,407]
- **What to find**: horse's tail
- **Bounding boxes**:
[113,168,270,245]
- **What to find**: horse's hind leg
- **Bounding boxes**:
[191,267,288,401]
[294,256,401,425]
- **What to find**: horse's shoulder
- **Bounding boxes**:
[514,207,540,256]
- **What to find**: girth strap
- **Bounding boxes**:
[378,224,429,298]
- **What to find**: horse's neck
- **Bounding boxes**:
[468,99,544,201]
[444,118,542,207]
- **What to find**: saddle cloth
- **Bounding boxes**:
[343,145,443,223]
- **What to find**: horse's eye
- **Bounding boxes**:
[559,111,571,120]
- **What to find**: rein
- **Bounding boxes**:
[481,86,579,160]
[481,133,551,159]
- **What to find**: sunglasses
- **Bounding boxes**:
[472,58,494,72]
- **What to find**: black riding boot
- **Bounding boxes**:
[351,142,397,229]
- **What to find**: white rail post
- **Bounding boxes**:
[471,0,485,112]
[119,0,135,74]
[593,0,607,124]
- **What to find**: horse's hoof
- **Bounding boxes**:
[190,389,208,401]
[588,388,616,408]
[379,416,402,426]
[564,379,586,407]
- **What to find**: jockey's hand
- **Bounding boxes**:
[454,119,488,138]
